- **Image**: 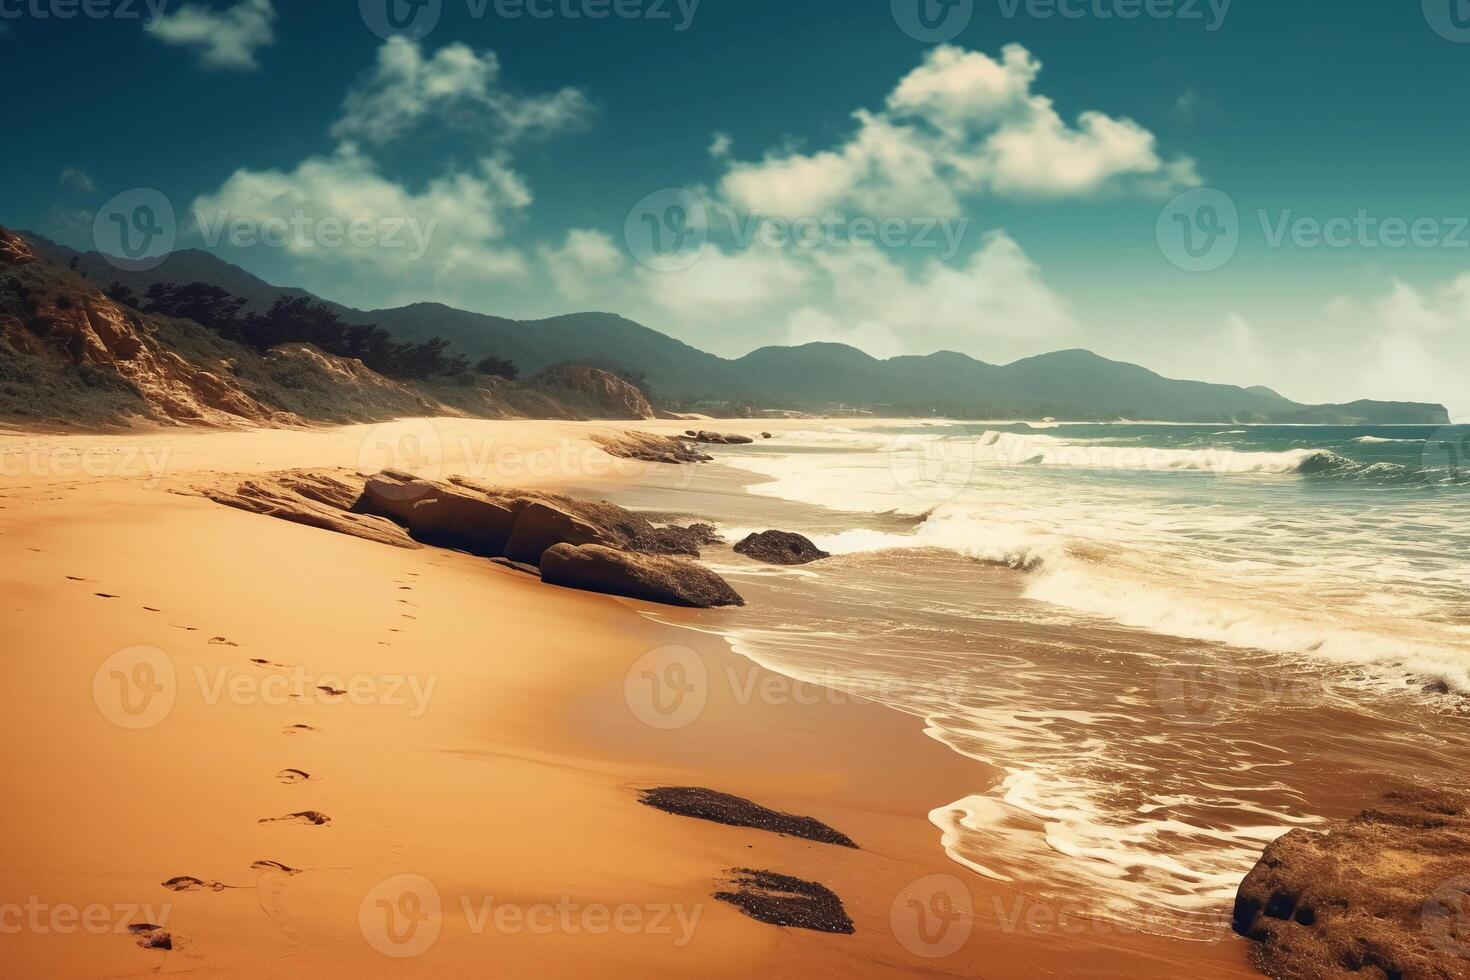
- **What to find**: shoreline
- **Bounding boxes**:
[0,418,1258,977]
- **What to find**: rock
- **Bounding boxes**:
[1233,786,1470,980]
[537,365,654,420]
[639,787,856,847]
[539,543,744,608]
[761,432,772,439]
[357,472,520,557]
[0,227,37,266]
[713,869,854,935]
[692,430,756,445]
[503,500,618,565]
[734,530,830,566]
[204,471,419,549]
[593,430,713,465]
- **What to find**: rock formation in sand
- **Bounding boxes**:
[540,543,745,608]
[734,530,831,566]
[1234,786,1470,980]
[538,365,655,419]
[593,430,715,464]
[206,469,744,608]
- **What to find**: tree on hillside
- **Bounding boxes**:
[474,355,519,380]
[138,283,470,380]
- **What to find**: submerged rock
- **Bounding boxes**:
[639,787,857,847]
[714,869,854,935]
[734,530,830,566]
[539,543,744,608]
[1233,786,1470,980]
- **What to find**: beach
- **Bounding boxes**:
[0,418,1263,978]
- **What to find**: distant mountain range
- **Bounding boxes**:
[32,236,1450,424]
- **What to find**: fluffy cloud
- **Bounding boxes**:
[59,167,95,194]
[191,143,531,280]
[539,229,625,301]
[720,44,1195,217]
[592,229,1074,360]
[332,38,592,146]
[1326,276,1470,414]
[150,0,276,71]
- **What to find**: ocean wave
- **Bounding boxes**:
[1351,435,1418,444]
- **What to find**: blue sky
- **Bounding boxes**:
[5,0,1470,414]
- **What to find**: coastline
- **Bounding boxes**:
[0,418,1258,977]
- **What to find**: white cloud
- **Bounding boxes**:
[539,229,625,301]
[332,38,592,146]
[602,229,1072,361]
[1326,276,1470,414]
[59,167,95,193]
[191,143,531,280]
[150,0,276,71]
[640,243,814,321]
[719,44,1196,217]
[708,132,733,158]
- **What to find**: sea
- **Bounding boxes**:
[599,421,1470,938]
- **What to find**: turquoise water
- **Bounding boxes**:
[659,422,1470,937]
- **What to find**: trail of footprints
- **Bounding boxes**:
[83,568,426,958]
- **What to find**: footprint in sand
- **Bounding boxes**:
[283,724,317,735]
[143,606,161,612]
[275,768,312,783]
[317,685,346,697]
[127,923,175,950]
[259,811,331,827]
[65,575,94,583]
[251,658,290,669]
[251,860,302,875]
[170,624,199,632]
[208,636,239,646]
[161,876,227,892]
[95,593,120,599]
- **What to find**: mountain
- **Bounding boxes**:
[0,230,656,430]
[28,236,1450,424]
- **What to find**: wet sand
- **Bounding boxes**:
[0,418,1258,977]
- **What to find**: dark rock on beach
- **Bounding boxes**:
[1233,786,1470,980]
[714,868,854,935]
[502,500,618,565]
[639,787,856,847]
[540,543,745,608]
[207,468,745,607]
[734,530,831,566]
[593,430,714,464]
[690,430,756,445]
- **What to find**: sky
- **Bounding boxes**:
[4,0,1470,415]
